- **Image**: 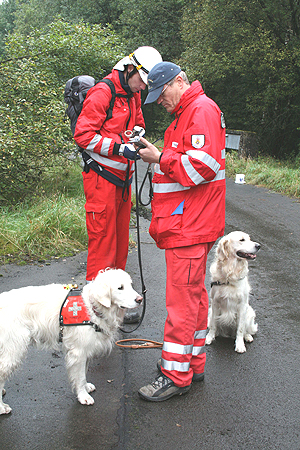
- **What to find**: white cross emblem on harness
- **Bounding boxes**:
[68,302,82,316]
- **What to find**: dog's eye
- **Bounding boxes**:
[240,238,245,242]
[118,285,124,290]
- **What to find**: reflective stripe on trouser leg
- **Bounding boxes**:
[161,242,214,387]
[83,170,131,281]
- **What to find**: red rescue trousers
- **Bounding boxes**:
[82,169,132,281]
[161,242,214,387]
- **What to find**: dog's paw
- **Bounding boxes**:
[205,333,215,345]
[0,402,12,415]
[86,383,96,393]
[244,334,254,343]
[77,392,95,406]
[235,339,246,353]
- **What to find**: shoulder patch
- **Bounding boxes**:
[191,135,205,149]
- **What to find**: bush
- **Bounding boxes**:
[0,20,124,204]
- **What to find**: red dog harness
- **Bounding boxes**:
[59,288,102,342]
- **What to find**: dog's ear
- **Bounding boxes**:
[96,283,111,308]
[218,238,230,260]
[85,282,112,308]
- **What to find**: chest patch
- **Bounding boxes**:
[191,134,205,149]
[60,290,91,326]
[172,142,178,148]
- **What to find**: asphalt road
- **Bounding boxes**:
[0,172,300,450]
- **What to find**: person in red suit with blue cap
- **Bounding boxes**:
[137,62,226,401]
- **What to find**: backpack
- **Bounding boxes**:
[64,75,116,135]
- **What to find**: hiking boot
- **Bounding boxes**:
[157,358,205,382]
[123,309,140,324]
[138,373,191,402]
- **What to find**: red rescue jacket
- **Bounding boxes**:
[149,81,226,249]
[74,70,145,181]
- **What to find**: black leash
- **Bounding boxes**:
[137,137,161,207]
[119,152,147,333]
[120,138,161,333]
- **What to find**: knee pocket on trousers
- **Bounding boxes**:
[85,203,107,236]
[172,246,206,286]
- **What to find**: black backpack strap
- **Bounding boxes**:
[97,79,116,120]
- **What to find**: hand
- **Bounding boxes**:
[138,138,161,164]
[119,143,141,160]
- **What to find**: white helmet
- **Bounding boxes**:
[113,46,163,84]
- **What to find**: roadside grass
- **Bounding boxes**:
[0,162,88,265]
[0,151,299,264]
[226,151,300,198]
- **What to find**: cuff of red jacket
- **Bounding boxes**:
[113,142,121,155]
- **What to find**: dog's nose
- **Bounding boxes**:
[135,295,143,304]
[255,243,261,251]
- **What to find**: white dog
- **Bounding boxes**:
[206,231,260,353]
[0,269,142,415]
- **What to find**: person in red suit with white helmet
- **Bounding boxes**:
[74,47,162,323]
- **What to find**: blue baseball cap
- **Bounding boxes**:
[144,62,181,104]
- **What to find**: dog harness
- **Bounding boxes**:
[59,287,103,342]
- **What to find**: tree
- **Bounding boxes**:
[180,0,300,158]
[118,0,185,61]
[0,0,18,56]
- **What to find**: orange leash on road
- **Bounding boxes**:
[115,339,163,349]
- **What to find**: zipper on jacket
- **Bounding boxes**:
[174,107,183,130]
[125,98,132,131]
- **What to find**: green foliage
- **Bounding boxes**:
[0,190,88,264]
[118,0,185,61]
[0,0,17,56]
[0,20,124,204]
[180,0,300,158]
[0,162,87,264]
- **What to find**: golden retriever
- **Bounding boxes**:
[0,268,142,414]
[206,231,260,353]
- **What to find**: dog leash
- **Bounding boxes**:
[118,151,148,333]
[119,138,161,334]
[115,338,163,349]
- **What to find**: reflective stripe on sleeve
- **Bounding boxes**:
[86,135,101,151]
[161,358,190,372]
[86,135,112,156]
[99,137,112,156]
[202,169,225,184]
[185,150,221,174]
[182,152,221,185]
[181,154,205,185]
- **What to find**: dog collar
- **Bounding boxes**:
[211,276,246,288]
[211,281,229,288]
